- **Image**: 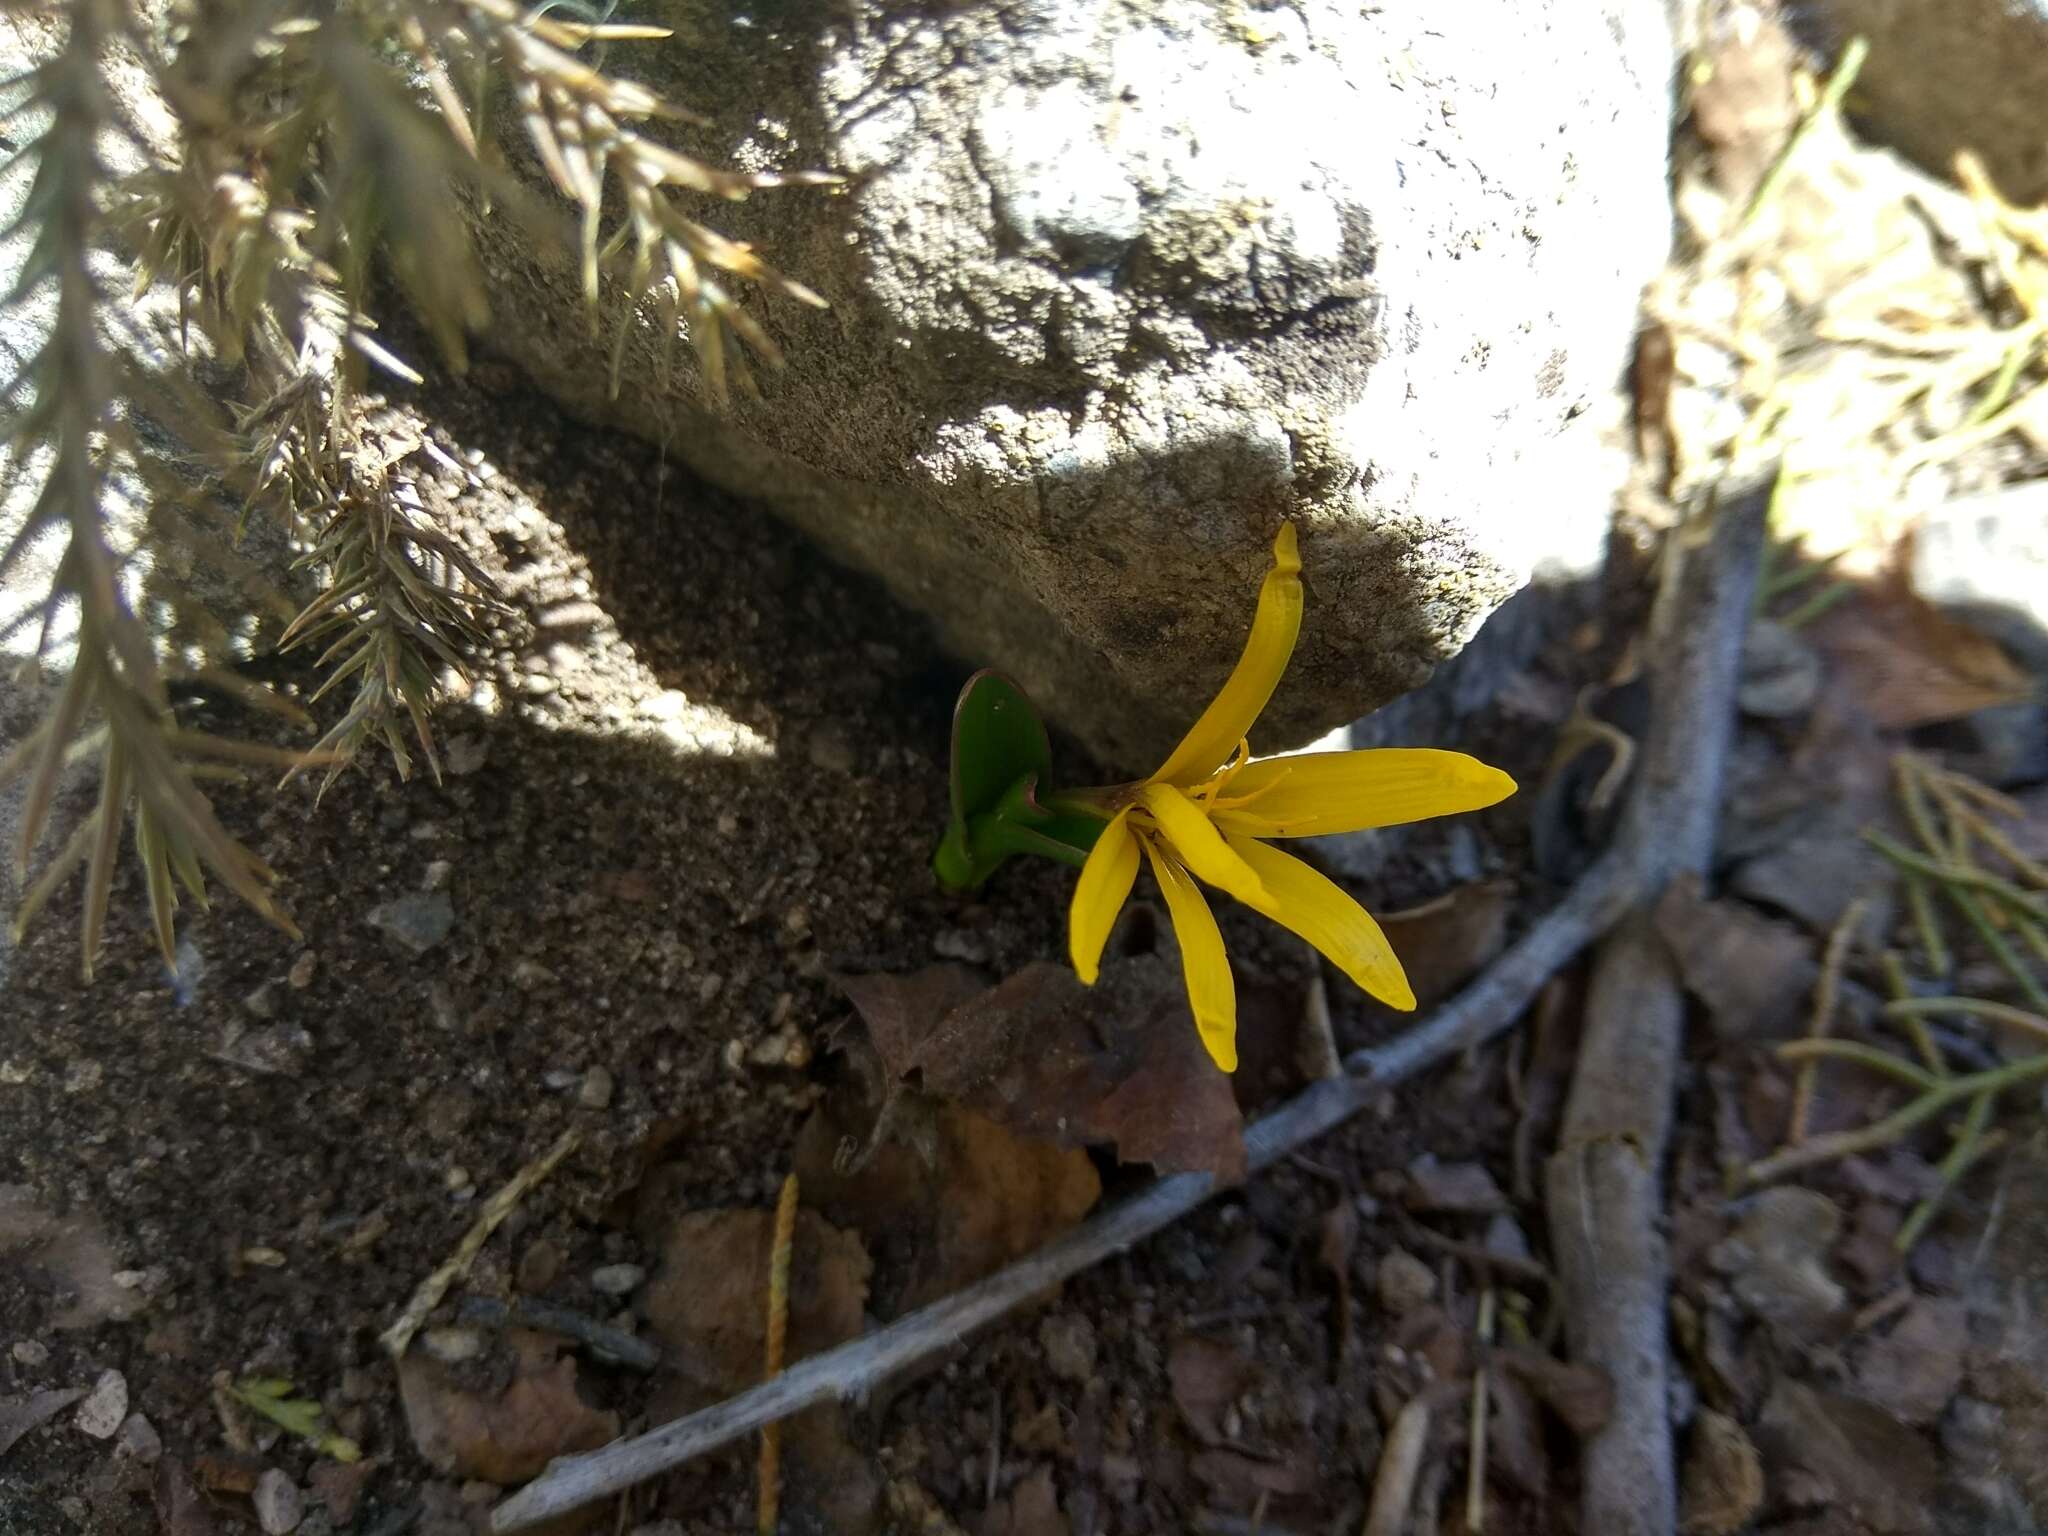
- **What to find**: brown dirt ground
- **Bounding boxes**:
[0,353,1560,1536]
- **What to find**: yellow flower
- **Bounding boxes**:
[1066,523,1517,1072]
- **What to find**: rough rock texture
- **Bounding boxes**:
[470,0,1676,769]
[1805,0,2048,204]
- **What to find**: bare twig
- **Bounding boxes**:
[1363,1391,1441,1536]
[1791,898,1868,1144]
[1545,472,1771,1536]
[455,1296,659,1372]
[1467,1288,1497,1534]
[382,1129,580,1359]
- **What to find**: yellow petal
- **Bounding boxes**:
[1069,808,1140,984]
[1139,782,1266,906]
[1141,836,1238,1071]
[1225,834,1416,1010]
[1211,750,1517,839]
[1151,523,1302,786]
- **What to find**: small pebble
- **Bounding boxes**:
[115,1413,162,1464]
[590,1264,645,1297]
[253,1467,304,1535]
[75,1369,128,1438]
[244,982,279,1020]
[422,1326,484,1364]
[577,1066,614,1109]
[1376,1249,1438,1317]
[806,722,856,774]
[241,1247,288,1268]
[12,1339,49,1366]
[512,958,558,989]
[1038,1313,1097,1383]
[932,928,990,964]
[517,1242,564,1294]
[445,734,490,776]
[366,892,455,955]
[287,952,317,989]
[422,859,454,892]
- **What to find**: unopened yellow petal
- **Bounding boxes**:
[1226,833,1415,1010]
[1142,837,1238,1071]
[1140,783,1266,906]
[1151,523,1302,786]
[1069,808,1139,984]
[1211,749,1517,839]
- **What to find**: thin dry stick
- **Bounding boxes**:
[493,468,1762,1534]
[758,1172,798,1536]
[1363,1392,1440,1536]
[383,1128,580,1359]
[1791,898,1868,1145]
[1466,1288,1497,1534]
[1545,471,1771,1536]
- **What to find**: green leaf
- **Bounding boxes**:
[933,771,1108,891]
[227,1377,363,1463]
[950,671,1051,831]
[935,673,1107,891]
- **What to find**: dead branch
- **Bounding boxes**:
[1543,472,1772,1536]
[492,483,1771,1534]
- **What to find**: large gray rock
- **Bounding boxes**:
[1802,0,2048,204]
[471,0,1676,770]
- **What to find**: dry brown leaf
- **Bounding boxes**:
[0,1387,86,1460]
[307,1458,376,1526]
[888,1479,972,1535]
[1494,1348,1615,1438]
[1487,1372,1549,1499]
[153,1458,223,1536]
[0,1184,147,1330]
[838,957,1246,1181]
[637,1204,878,1531]
[191,1451,263,1494]
[397,1331,618,1484]
[1808,568,2031,729]
[1318,1202,1357,1360]
[1680,1409,1765,1536]
[794,1102,1097,1314]
[1190,1446,1317,1501]
[1855,1298,1968,1426]
[1168,1336,1261,1448]
[1655,874,1820,1040]
[641,1207,869,1393]
[1402,1155,1507,1215]
[977,1465,1069,1536]
[1754,1380,1937,1535]
[1379,880,1515,1011]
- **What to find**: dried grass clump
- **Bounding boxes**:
[1,0,833,976]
